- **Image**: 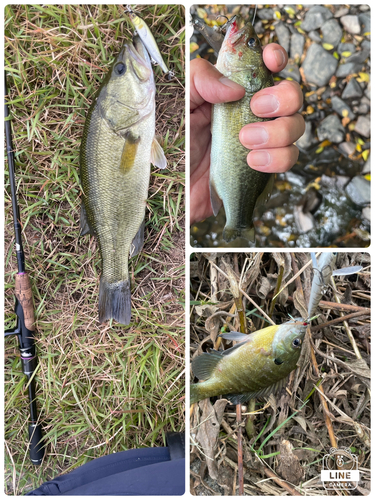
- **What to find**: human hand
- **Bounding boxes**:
[190,44,305,225]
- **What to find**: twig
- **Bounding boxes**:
[319,300,370,313]
[263,467,302,495]
[310,310,370,332]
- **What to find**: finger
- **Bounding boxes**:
[239,114,305,149]
[247,145,299,173]
[250,80,304,118]
[191,58,245,111]
[262,43,288,73]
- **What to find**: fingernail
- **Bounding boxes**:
[273,48,286,67]
[252,94,279,114]
[219,76,244,91]
[241,126,269,147]
[249,150,271,168]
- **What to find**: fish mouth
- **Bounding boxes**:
[224,16,256,48]
[118,37,152,81]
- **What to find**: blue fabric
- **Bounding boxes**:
[27,447,185,496]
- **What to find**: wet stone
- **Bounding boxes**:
[346,48,370,64]
[300,5,333,31]
[362,153,370,174]
[345,176,371,206]
[321,19,343,48]
[338,42,355,55]
[302,44,338,87]
[338,141,356,157]
[275,22,290,53]
[336,62,363,78]
[361,40,371,51]
[354,116,371,138]
[342,78,363,99]
[254,21,265,34]
[364,79,370,100]
[317,114,345,143]
[290,33,305,60]
[362,207,371,222]
[278,60,301,83]
[308,30,322,43]
[330,96,355,120]
[340,15,361,34]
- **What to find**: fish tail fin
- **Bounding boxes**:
[223,225,255,243]
[98,278,131,325]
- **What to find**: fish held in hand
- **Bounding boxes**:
[80,36,167,325]
[210,17,274,243]
[190,318,307,405]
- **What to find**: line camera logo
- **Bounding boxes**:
[321,447,359,491]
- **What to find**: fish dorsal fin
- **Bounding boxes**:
[253,173,275,211]
[219,331,249,342]
[223,376,289,404]
[129,219,145,258]
[80,203,94,236]
[150,137,167,169]
[209,178,222,216]
[332,265,363,276]
[191,350,223,380]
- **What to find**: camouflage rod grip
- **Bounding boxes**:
[15,273,35,332]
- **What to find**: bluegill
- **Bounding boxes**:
[190,318,308,405]
[80,36,167,325]
[210,17,274,243]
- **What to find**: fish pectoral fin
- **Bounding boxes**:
[219,331,249,342]
[209,179,222,216]
[150,137,167,169]
[129,220,145,258]
[254,173,275,211]
[191,350,223,381]
[80,203,94,236]
[120,132,141,173]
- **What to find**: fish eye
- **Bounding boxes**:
[114,62,126,76]
[248,37,256,47]
[292,338,301,348]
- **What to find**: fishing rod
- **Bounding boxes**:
[4,71,45,465]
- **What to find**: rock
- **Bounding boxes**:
[274,22,290,53]
[330,96,355,120]
[362,153,370,174]
[308,30,322,43]
[302,44,338,87]
[356,103,370,114]
[296,121,315,150]
[345,176,371,206]
[278,60,301,83]
[336,62,363,78]
[346,48,370,64]
[337,42,355,56]
[290,33,305,60]
[342,78,363,99]
[317,114,345,143]
[364,78,370,100]
[362,207,371,222]
[338,142,356,156]
[340,15,361,34]
[321,174,350,190]
[358,12,371,35]
[294,205,315,233]
[300,5,333,31]
[334,6,349,18]
[321,19,343,48]
[258,8,274,20]
[361,40,371,51]
[254,20,265,34]
[354,116,371,138]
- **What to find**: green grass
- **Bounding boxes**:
[4,4,185,494]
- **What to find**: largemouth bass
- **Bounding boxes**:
[190,318,307,404]
[210,17,274,243]
[80,36,167,325]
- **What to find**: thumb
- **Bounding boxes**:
[191,58,245,111]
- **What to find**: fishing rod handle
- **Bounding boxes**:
[29,422,44,464]
[15,273,35,332]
